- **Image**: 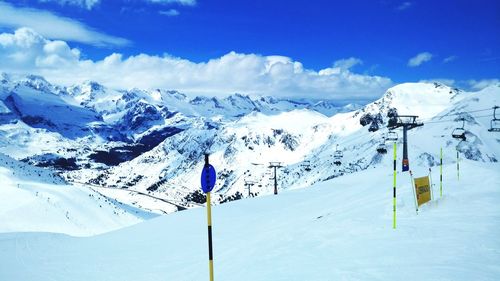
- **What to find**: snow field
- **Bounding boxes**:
[1,159,499,280]
[0,154,155,236]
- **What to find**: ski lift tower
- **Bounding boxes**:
[268,162,283,195]
[387,115,423,172]
[244,180,255,197]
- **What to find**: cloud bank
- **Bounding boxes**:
[0,28,392,101]
[0,1,129,46]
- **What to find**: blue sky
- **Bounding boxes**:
[0,0,499,101]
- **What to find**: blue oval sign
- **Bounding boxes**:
[201,164,216,193]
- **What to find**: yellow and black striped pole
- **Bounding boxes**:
[202,154,215,281]
[393,142,397,229]
[206,191,214,281]
[440,148,443,197]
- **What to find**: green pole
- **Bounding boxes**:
[393,142,397,229]
[440,148,443,197]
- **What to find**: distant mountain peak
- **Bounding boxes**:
[0,73,10,84]
[81,80,105,92]
[18,74,54,92]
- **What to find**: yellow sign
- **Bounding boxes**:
[414,176,431,206]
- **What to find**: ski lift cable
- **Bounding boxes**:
[419,107,494,122]
[423,114,492,124]
[388,113,491,126]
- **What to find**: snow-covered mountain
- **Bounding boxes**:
[1,74,499,214]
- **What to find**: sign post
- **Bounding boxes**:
[440,147,443,197]
[201,154,216,281]
[393,142,397,229]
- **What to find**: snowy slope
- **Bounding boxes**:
[1,159,499,280]
[0,153,155,236]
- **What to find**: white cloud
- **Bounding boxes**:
[0,28,393,101]
[0,1,129,46]
[159,9,180,16]
[467,79,500,91]
[333,57,363,70]
[148,0,196,6]
[38,0,100,10]
[408,52,433,67]
[397,1,413,11]
[0,28,81,71]
[443,55,457,63]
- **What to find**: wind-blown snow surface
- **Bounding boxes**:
[0,153,155,236]
[1,159,499,280]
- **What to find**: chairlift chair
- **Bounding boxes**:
[452,118,466,141]
[333,144,343,166]
[451,128,466,140]
[488,106,500,132]
[333,144,343,159]
[302,160,311,171]
[376,139,387,154]
[386,131,398,142]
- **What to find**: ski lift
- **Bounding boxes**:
[386,131,398,142]
[376,138,387,154]
[452,118,466,141]
[488,106,500,132]
[333,144,343,166]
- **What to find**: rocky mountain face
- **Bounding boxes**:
[1,74,499,213]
